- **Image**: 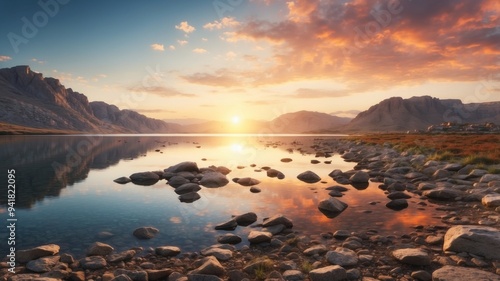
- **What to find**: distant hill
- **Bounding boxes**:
[269,111,351,133]
[0,66,181,133]
[345,96,500,132]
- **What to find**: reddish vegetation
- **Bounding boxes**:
[349,133,500,164]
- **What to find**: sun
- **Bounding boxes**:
[231,115,240,124]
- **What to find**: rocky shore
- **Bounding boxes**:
[2,138,500,281]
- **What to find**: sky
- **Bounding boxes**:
[0,0,499,122]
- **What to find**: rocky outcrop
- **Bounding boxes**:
[443,225,500,259]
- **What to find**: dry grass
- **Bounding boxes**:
[349,133,500,164]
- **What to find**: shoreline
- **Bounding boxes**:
[2,137,500,281]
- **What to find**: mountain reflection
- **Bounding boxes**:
[0,136,159,208]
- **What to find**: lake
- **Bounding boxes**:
[0,134,445,258]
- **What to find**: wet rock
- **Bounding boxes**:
[107,250,136,263]
[443,225,500,259]
[385,199,408,210]
[349,171,369,183]
[237,177,261,186]
[303,245,328,256]
[215,219,237,230]
[179,192,201,203]
[267,169,285,179]
[114,177,131,184]
[133,227,159,240]
[248,231,272,244]
[200,172,229,188]
[423,187,464,200]
[326,248,358,267]
[175,183,201,194]
[217,233,242,245]
[263,215,293,228]
[155,246,181,257]
[79,256,107,270]
[297,171,321,183]
[235,212,257,226]
[201,246,233,261]
[130,172,160,186]
[318,198,348,216]
[262,224,286,235]
[309,265,347,281]
[387,192,411,200]
[26,256,60,273]
[87,242,114,257]
[432,265,500,280]
[392,248,430,266]
[188,256,225,277]
[168,176,190,188]
[164,162,200,173]
[17,244,60,263]
[482,194,500,208]
[250,187,261,193]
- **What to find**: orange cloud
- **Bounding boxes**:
[175,21,196,33]
[150,43,165,51]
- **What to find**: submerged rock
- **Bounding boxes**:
[133,227,159,240]
[86,242,114,257]
[267,169,285,179]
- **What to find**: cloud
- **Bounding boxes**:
[151,43,165,51]
[175,21,196,33]
[0,55,12,61]
[128,85,196,98]
[226,51,237,60]
[181,70,242,87]
[292,88,353,98]
[177,40,188,46]
[193,48,208,54]
[169,45,176,50]
[31,58,46,64]
[226,0,500,89]
[203,17,240,30]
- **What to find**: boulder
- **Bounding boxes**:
[168,176,190,188]
[133,227,159,240]
[326,248,358,267]
[178,192,201,203]
[262,215,293,228]
[432,265,500,281]
[188,256,225,277]
[349,171,369,183]
[164,162,200,173]
[79,256,107,270]
[482,194,500,208]
[26,256,60,273]
[114,177,131,184]
[236,177,261,186]
[174,183,201,194]
[155,246,181,257]
[200,172,229,188]
[423,187,464,200]
[87,242,114,257]
[385,199,409,210]
[130,172,160,186]
[392,248,430,266]
[17,244,60,263]
[235,212,257,226]
[443,225,500,259]
[248,231,272,244]
[318,198,348,215]
[309,265,347,281]
[297,171,321,183]
[217,233,242,245]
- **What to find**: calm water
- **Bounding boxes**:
[0,135,444,258]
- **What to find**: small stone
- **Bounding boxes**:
[235,212,257,226]
[309,265,347,281]
[297,171,321,183]
[237,177,261,186]
[349,171,369,183]
[187,274,223,281]
[147,269,173,281]
[79,256,107,270]
[188,256,225,277]
[217,233,242,245]
[333,230,350,239]
[250,186,261,193]
[130,172,160,186]
[133,227,159,239]
[303,245,328,256]
[263,215,293,228]
[114,177,131,184]
[281,158,293,163]
[248,231,272,244]
[178,192,201,203]
[392,248,430,266]
[318,198,348,216]
[385,199,409,210]
[214,219,238,230]
[201,246,233,261]
[282,270,303,281]
[26,256,60,273]
[107,250,136,263]
[326,248,358,267]
[175,183,201,195]
[155,246,181,257]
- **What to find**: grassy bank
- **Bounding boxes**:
[349,133,500,169]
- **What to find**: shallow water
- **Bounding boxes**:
[0,135,445,258]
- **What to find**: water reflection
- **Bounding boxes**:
[0,135,445,257]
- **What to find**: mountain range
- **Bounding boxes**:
[0,65,498,134]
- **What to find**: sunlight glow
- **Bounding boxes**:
[231,143,244,152]
[231,115,240,124]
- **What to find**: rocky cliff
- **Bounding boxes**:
[345,96,500,132]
